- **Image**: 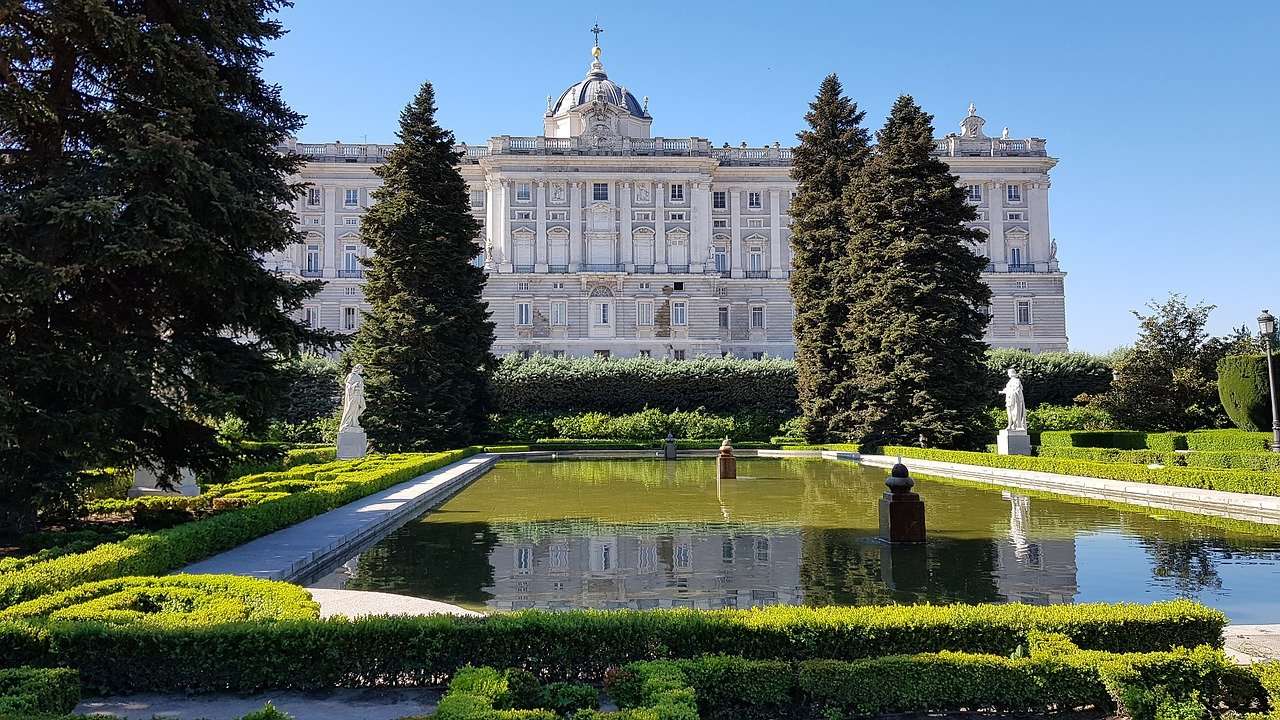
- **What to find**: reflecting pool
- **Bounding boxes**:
[310,458,1280,622]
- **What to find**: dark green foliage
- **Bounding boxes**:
[1218,355,1273,432]
[1091,295,1225,431]
[788,74,871,443]
[0,666,80,718]
[832,96,992,449]
[346,82,495,451]
[0,0,327,535]
[273,354,342,426]
[491,355,798,416]
[544,409,782,442]
[236,706,294,720]
[0,600,1222,693]
[990,404,1113,435]
[984,349,1114,407]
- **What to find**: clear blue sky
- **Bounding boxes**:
[262,0,1280,354]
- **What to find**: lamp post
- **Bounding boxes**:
[1260,310,1280,453]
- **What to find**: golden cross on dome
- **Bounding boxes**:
[590,23,603,48]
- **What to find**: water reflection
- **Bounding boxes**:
[314,459,1280,621]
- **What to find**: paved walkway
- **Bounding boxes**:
[77,688,440,719]
[309,588,480,618]
[1225,624,1280,663]
[181,453,498,581]
[852,452,1280,525]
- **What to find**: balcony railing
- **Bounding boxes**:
[1007,263,1037,273]
[581,263,624,272]
[983,263,1052,273]
[719,270,732,279]
[514,264,535,273]
[744,270,770,279]
[300,268,323,278]
[667,265,690,274]
[337,268,364,278]
[548,264,569,273]
[633,265,654,274]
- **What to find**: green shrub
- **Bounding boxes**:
[236,704,294,720]
[0,450,477,608]
[1218,355,1273,432]
[0,575,319,627]
[984,349,1114,408]
[1183,451,1280,472]
[1184,429,1273,452]
[991,404,1114,433]
[1037,447,1183,466]
[541,682,598,715]
[283,447,337,468]
[542,408,780,442]
[1039,430,1183,450]
[0,667,80,718]
[1097,645,1235,720]
[872,444,1280,496]
[0,600,1223,693]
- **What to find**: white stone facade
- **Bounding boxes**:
[267,44,1067,358]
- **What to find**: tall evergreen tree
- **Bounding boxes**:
[832,96,991,448]
[0,1,322,534]
[346,82,495,451]
[788,74,871,442]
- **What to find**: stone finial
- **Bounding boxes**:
[1002,126,1010,139]
[642,96,649,113]
[885,462,915,493]
[967,102,977,116]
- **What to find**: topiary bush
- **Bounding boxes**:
[1218,355,1273,432]
[0,666,80,719]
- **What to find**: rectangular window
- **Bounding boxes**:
[749,250,763,272]
[712,219,728,228]
[750,305,765,328]
[1006,184,1022,202]
[714,247,728,272]
[343,216,359,226]
[638,281,650,290]
[672,301,687,326]
[552,350,565,358]
[755,538,770,562]
[516,183,531,202]
[1014,280,1028,289]
[548,210,568,220]
[344,189,359,206]
[673,349,686,361]
[1009,247,1023,266]
[966,184,982,202]
[747,191,762,209]
[514,210,533,220]
[752,351,764,360]
[597,302,610,325]
[302,307,317,328]
[669,183,685,202]
[595,349,610,359]
[718,307,729,329]
[305,216,322,225]
[633,211,652,221]
[343,244,360,273]
[516,302,532,325]
[307,187,322,206]
[1006,211,1024,221]
[550,301,566,326]
[344,286,359,296]
[515,547,532,573]
[593,182,609,201]
[637,301,654,326]
[342,307,358,331]
[712,191,726,209]
[305,244,321,273]
[746,218,765,228]
[470,190,485,207]
[638,349,651,358]
[516,281,530,291]
[668,211,686,221]
[1016,300,1033,325]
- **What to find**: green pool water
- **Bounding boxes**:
[312,457,1280,622]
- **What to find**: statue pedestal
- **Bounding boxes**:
[129,465,200,498]
[337,429,368,459]
[879,491,926,543]
[998,429,1032,456]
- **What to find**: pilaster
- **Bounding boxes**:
[986,179,1005,270]
[620,181,634,271]
[535,181,548,272]
[768,189,783,277]
[1029,180,1051,269]
[655,181,667,273]
[569,181,582,272]
[729,189,741,278]
[497,179,512,273]
[691,181,710,273]
[323,185,337,278]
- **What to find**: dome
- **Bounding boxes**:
[549,53,648,119]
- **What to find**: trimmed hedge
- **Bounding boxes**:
[0,575,318,627]
[1037,446,1280,473]
[491,355,799,416]
[431,666,565,720]
[1185,429,1274,452]
[491,409,786,443]
[0,600,1224,693]
[0,449,477,608]
[483,440,779,453]
[1040,429,1273,452]
[985,349,1114,408]
[873,444,1280,496]
[1219,355,1273,432]
[0,666,79,719]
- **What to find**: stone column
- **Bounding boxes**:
[768,189,782,278]
[323,185,337,278]
[483,179,497,269]
[729,189,741,278]
[691,181,710,273]
[1029,180,1051,270]
[496,179,512,273]
[569,182,582,272]
[654,181,668,272]
[620,181,634,271]
[986,179,1005,270]
[535,181,548,272]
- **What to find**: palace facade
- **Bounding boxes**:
[267,41,1067,357]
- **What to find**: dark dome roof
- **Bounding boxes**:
[550,57,647,118]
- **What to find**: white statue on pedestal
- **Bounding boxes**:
[339,365,366,432]
[1000,368,1027,432]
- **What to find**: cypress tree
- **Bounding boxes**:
[788,74,871,442]
[0,1,323,534]
[346,82,496,451]
[833,96,992,449]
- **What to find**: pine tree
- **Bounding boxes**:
[832,96,992,449]
[0,1,323,535]
[788,75,871,442]
[346,82,496,451]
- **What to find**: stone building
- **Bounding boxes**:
[267,38,1067,356]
